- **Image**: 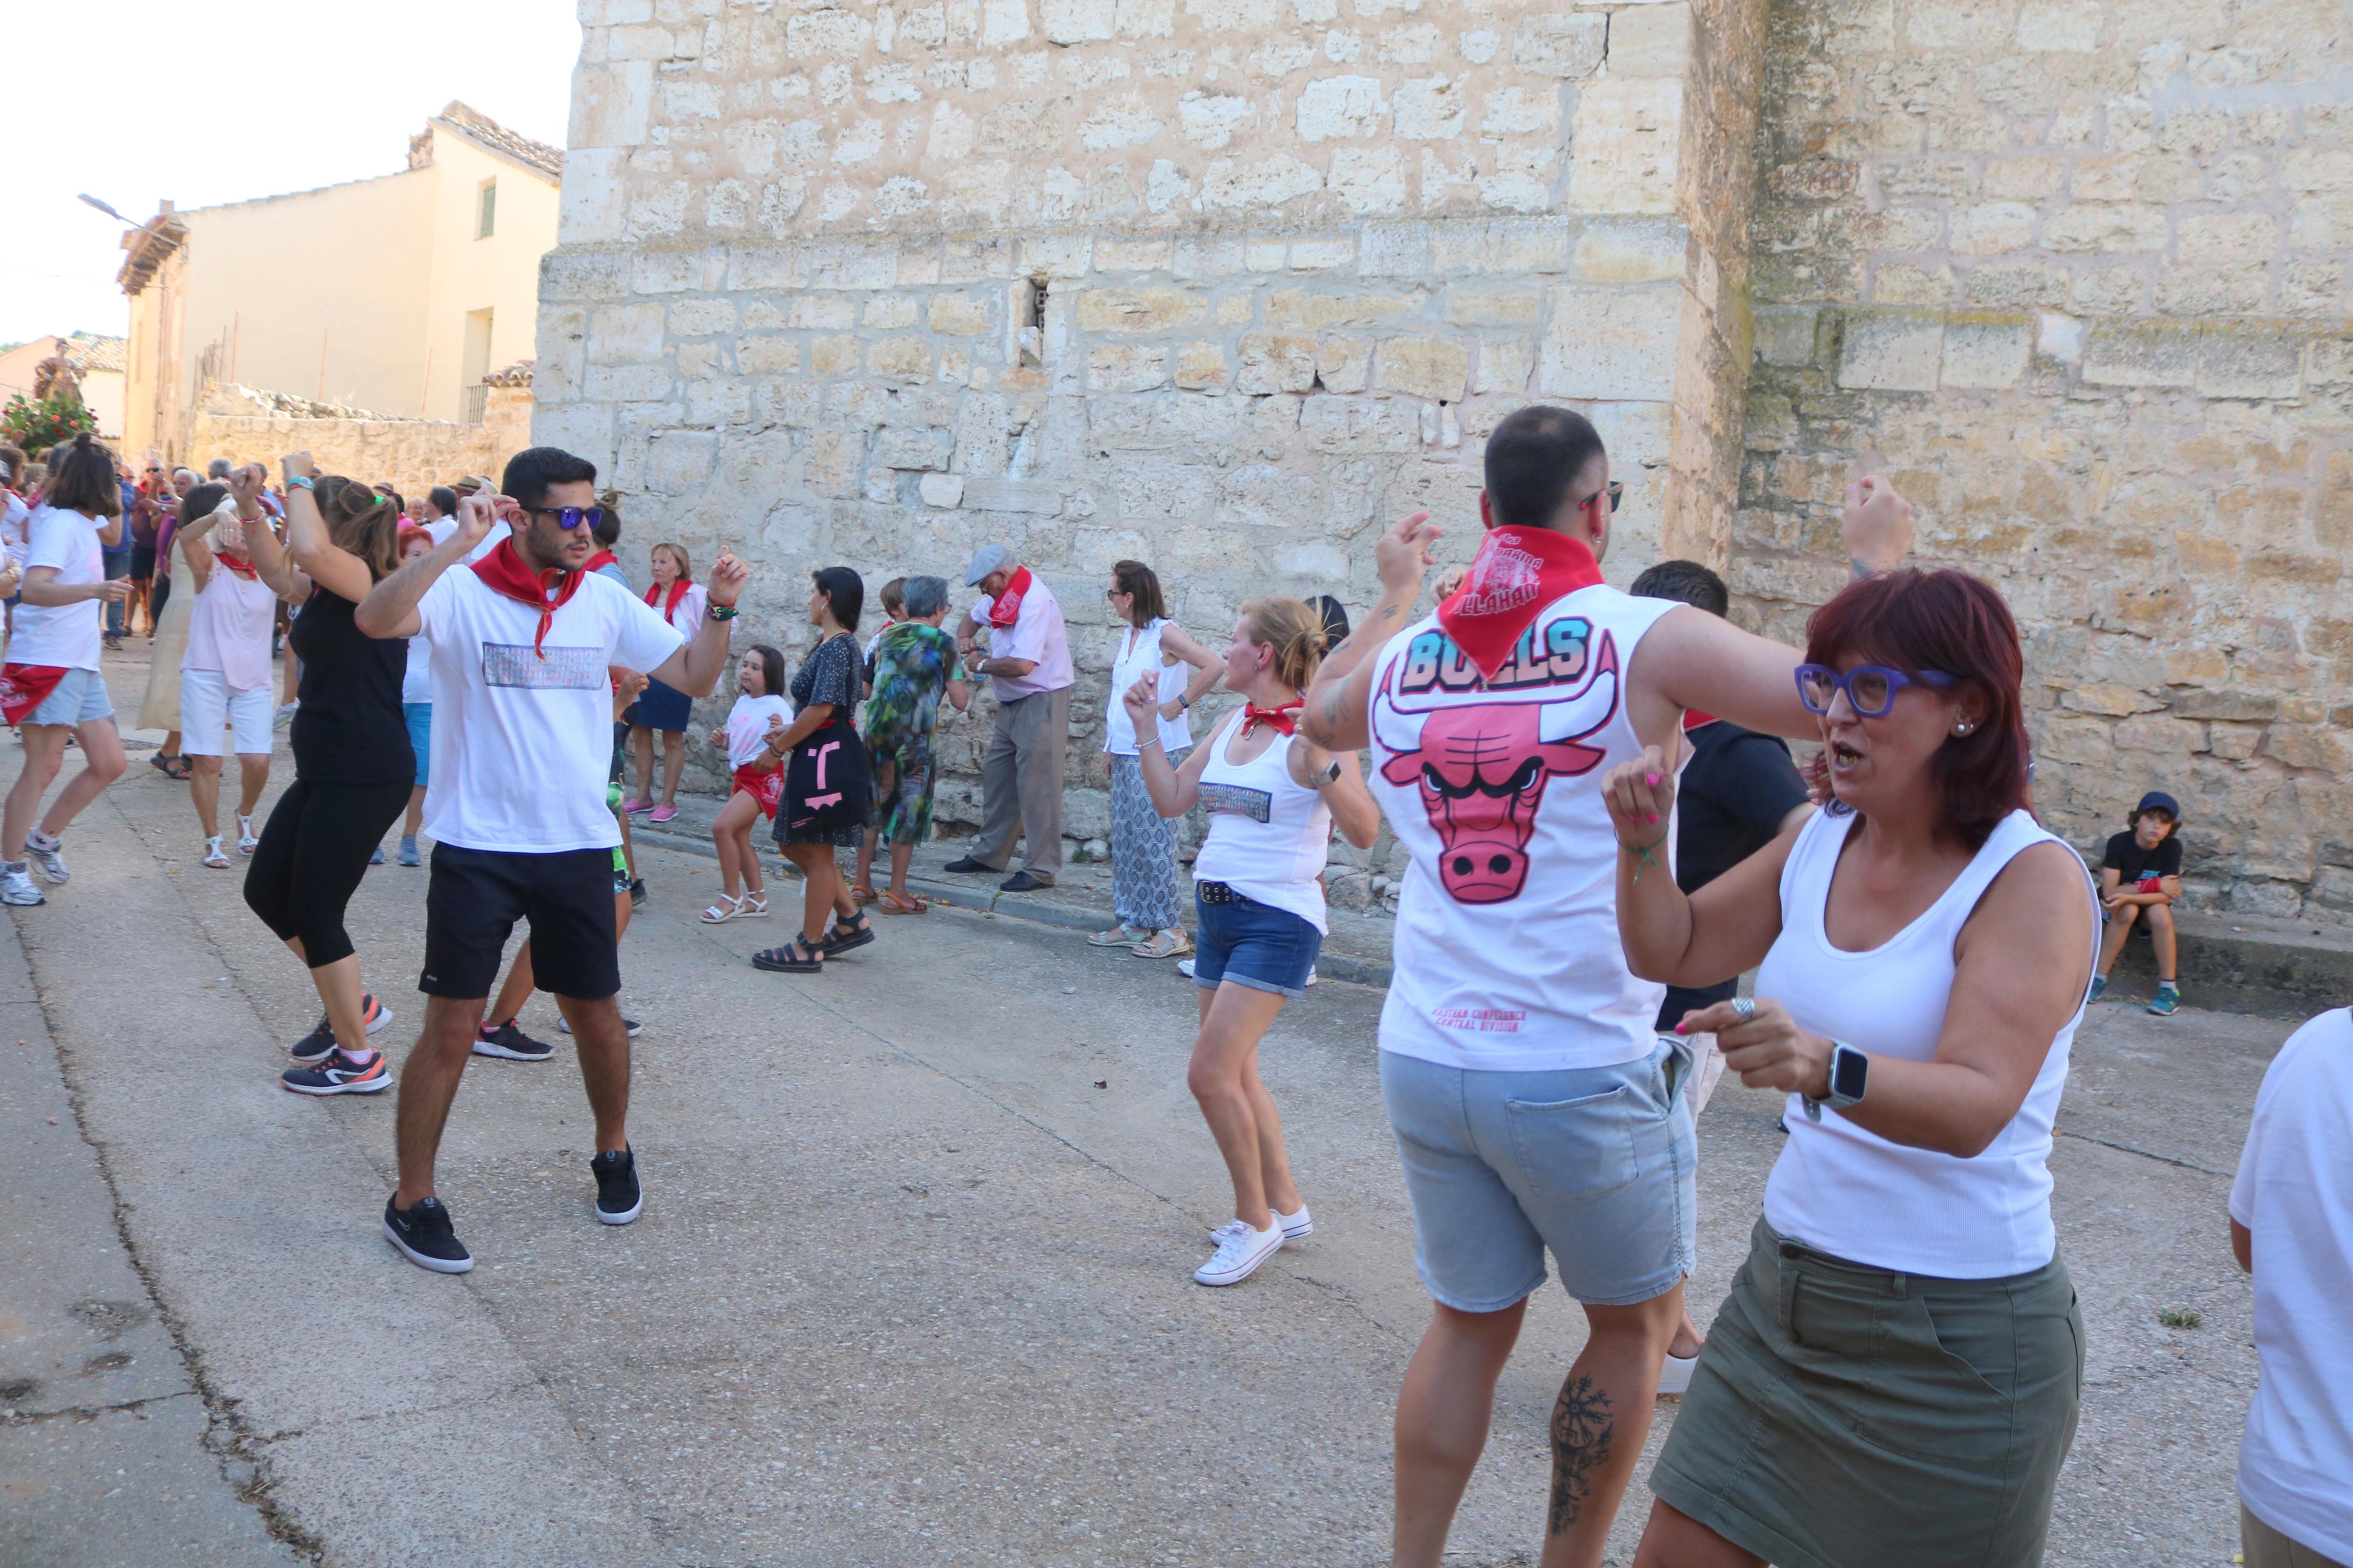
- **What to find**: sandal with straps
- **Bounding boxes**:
[879,888,927,915]
[751,934,826,973]
[821,911,877,955]
[737,890,769,918]
[701,893,746,924]
[201,835,232,869]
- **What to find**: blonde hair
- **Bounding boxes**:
[1240,596,1328,691]
[651,541,691,581]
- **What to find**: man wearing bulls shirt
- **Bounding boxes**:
[1303,405,1911,1568]
[354,447,750,1274]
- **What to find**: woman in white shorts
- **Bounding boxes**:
[179,466,306,868]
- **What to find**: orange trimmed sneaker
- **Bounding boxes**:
[281,1049,391,1096]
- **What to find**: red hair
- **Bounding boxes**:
[1805,568,2031,850]
[396,524,435,553]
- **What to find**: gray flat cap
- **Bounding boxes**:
[964,542,1011,586]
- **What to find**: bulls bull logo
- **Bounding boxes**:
[1372,631,1621,905]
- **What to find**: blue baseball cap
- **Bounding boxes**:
[2135,791,2180,819]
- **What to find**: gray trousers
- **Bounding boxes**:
[968,685,1070,881]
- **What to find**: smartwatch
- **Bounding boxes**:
[1802,1041,1868,1122]
[1310,759,1341,787]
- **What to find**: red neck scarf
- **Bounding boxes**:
[986,566,1032,629]
[470,538,584,656]
[581,548,618,575]
[1435,527,1606,681]
[644,574,694,624]
[213,550,258,579]
[1241,701,1302,737]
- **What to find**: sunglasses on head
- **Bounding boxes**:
[1794,662,1955,719]
[530,506,606,532]
[1585,481,1624,513]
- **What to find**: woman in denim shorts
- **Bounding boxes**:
[1123,597,1380,1287]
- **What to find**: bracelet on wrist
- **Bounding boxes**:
[708,603,738,621]
[1618,834,1670,883]
[287,474,314,491]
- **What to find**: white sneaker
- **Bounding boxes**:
[1659,1350,1699,1396]
[1303,966,1319,988]
[236,814,260,856]
[0,863,46,906]
[1176,957,1196,979]
[1194,1218,1283,1286]
[1209,1204,1311,1243]
[23,828,68,884]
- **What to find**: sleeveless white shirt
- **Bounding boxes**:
[1190,709,1334,933]
[1365,584,1681,1072]
[1102,617,1194,756]
[1759,807,2096,1278]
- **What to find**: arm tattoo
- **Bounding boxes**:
[1547,1376,1615,1537]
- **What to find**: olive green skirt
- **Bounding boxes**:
[1652,1217,2084,1568]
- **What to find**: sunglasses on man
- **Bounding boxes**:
[528,506,606,531]
[1585,481,1624,513]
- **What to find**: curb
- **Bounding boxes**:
[629,824,1399,990]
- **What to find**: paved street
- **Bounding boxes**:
[1,655,2288,1567]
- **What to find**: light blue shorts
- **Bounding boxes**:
[404,702,432,788]
[1379,1039,1697,1311]
[24,667,114,728]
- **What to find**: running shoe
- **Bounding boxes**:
[23,827,69,884]
[1194,1218,1283,1286]
[2086,975,2107,1004]
[292,994,395,1063]
[2147,986,2181,1016]
[1176,957,1196,979]
[629,877,648,909]
[473,1019,555,1061]
[1658,1351,1699,1397]
[622,798,655,815]
[398,835,421,867]
[590,1146,643,1225]
[281,1049,389,1096]
[1,863,47,906]
[557,1014,643,1039]
[383,1194,473,1273]
[368,845,385,866]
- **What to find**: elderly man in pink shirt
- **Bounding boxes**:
[948,542,1074,892]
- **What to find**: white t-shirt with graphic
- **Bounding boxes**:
[724,692,796,767]
[1362,584,1682,1072]
[416,567,686,853]
[2231,1008,2353,1563]
[12,507,107,671]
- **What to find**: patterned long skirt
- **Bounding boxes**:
[1108,748,1186,931]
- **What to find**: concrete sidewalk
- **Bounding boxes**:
[1,649,2285,1566]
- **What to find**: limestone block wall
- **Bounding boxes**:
[1736,0,2353,922]
[539,0,1770,868]
[187,382,537,499]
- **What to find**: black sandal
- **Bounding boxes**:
[821,912,876,956]
[751,935,826,973]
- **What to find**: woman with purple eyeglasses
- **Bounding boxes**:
[1599,568,2098,1568]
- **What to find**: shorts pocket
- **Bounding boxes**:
[1500,1082,1645,1201]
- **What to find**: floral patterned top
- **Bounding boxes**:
[863,621,961,757]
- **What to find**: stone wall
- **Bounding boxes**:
[540,0,1767,879]
[186,379,537,498]
[1736,0,2353,923]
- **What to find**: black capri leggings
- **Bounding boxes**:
[243,778,411,969]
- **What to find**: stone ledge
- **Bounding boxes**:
[2103,911,2353,1020]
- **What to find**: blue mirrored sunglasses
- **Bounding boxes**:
[530,506,606,532]
[1794,662,1955,719]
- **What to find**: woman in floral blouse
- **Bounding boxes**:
[863,574,971,914]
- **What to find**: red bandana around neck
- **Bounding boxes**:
[1434,527,1607,681]
[581,548,619,575]
[985,566,1032,629]
[644,575,695,624]
[212,550,258,580]
[1241,701,1303,738]
[471,538,584,656]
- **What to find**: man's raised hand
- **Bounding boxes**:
[1842,475,1913,577]
[453,492,500,549]
[1375,509,1440,602]
[708,549,749,607]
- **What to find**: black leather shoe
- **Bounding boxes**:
[998,871,1051,893]
[943,856,997,874]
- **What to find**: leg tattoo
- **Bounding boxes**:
[1548,1375,1615,1536]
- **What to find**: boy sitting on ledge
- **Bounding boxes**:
[2092,790,2185,1015]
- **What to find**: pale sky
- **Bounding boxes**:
[2,0,580,350]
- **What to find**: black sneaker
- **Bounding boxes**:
[590,1147,641,1225]
[292,993,394,1063]
[473,1019,554,1061]
[629,877,648,909]
[382,1194,474,1273]
[556,1015,642,1039]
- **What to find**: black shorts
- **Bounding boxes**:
[421,844,620,1001]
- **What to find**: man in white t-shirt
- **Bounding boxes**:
[2230,1007,2353,1568]
[0,441,134,907]
[1301,406,1912,1566]
[946,542,1075,893]
[178,465,304,867]
[354,446,750,1275]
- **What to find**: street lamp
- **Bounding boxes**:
[79,193,181,249]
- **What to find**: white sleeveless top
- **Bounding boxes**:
[1366,584,1681,1072]
[1190,709,1334,932]
[1759,807,2095,1278]
[1103,617,1194,756]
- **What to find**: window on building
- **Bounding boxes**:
[477,180,497,240]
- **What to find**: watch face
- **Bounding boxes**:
[1831,1046,1868,1101]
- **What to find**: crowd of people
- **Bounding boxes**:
[0,408,2338,1568]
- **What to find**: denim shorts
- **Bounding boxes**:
[404,703,432,788]
[1380,1039,1697,1310]
[1193,889,1323,999]
[24,667,114,728]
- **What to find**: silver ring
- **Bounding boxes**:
[1730,998,1756,1023]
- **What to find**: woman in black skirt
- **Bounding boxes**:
[244,456,415,1095]
[751,567,874,974]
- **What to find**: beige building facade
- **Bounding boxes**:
[118,102,563,465]
[537,0,2350,922]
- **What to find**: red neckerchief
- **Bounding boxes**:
[470,538,584,657]
[986,566,1032,629]
[644,575,694,624]
[1241,701,1303,737]
[582,549,619,576]
[1683,711,1718,732]
[212,505,261,578]
[1435,527,1607,681]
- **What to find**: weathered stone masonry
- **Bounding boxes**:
[537,0,2350,921]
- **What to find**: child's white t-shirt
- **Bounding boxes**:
[725,693,795,767]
